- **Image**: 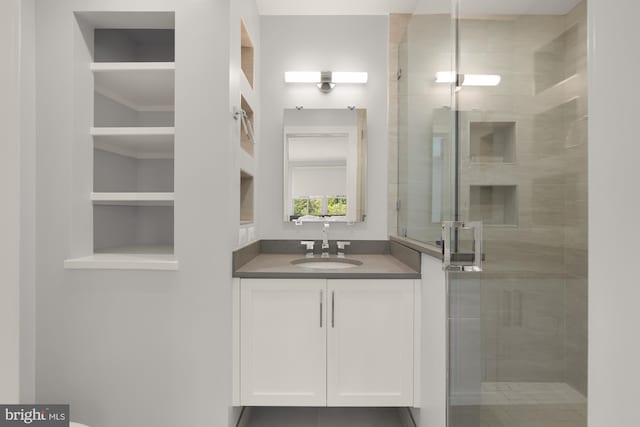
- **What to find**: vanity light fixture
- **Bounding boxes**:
[285,71,368,93]
[435,71,501,86]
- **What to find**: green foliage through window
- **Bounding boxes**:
[309,197,322,216]
[327,196,347,216]
[293,196,347,217]
[293,198,309,216]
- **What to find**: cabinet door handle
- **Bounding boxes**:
[320,290,324,328]
[331,291,335,328]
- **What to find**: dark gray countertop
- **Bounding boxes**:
[234,253,420,279]
[389,235,443,260]
[232,240,421,279]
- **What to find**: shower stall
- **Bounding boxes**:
[395,1,588,426]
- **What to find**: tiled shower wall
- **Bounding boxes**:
[393,0,587,395]
[562,0,588,397]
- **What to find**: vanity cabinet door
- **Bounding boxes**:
[240,279,327,406]
[327,280,414,407]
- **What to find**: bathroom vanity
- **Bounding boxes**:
[232,240,421,407]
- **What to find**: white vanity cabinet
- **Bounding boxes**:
[240,279,327,406]
[238,278,415,407]
[326,279,414,406]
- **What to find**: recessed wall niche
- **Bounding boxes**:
[93,205,174,254]
[469,185,517,226]
[94,29,175,62]
[93,27,175,127]
[240,95,255,156]
[66,11,178,269]
[240,19,255,88]
[534,25,579,94]
[94,148,174,193]
[470,122,515,163]
[240,170,254,225]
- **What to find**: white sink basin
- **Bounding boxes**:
[291,258,363,270]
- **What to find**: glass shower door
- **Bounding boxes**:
[447,1,588,426]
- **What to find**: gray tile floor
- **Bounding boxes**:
[246,407,404,427]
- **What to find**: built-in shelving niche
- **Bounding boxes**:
[470,122,516,163]
[240,170,254,225]
[94,29,175,63]
[94,148,174,193]
[67,13,178,269]
[240,94,255,156]
[469,185,518,226]
[240,19,255,89]
[534,25,579,94]
[93,205,174,255]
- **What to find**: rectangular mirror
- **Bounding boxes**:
[283,108,367,223]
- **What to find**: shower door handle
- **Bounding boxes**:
[442,221,483,272]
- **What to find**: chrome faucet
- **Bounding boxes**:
[337,241,351,258]
[300,240,315,258]
[321,223,330,257]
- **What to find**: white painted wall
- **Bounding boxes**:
[20,0,37,404]
[589,1,640,426]
[412,255,447,427]
[33,1,236,426]
[259,16,388,240]
[0,0,22,404]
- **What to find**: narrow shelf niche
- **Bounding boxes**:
[470,122,516,163]
[534,25,579,94]
[240,19,255,88]
[240,171,254,225]
[240,95,255,156]
[469,185,517,226]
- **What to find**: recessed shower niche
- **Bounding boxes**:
[469,122,515,163]
[534,25,579,93]
[469,185,517,226]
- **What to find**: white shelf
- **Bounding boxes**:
[92,127,175,159]
[92,62,175,111]
[91,192,174,206]
[64,246,178,271]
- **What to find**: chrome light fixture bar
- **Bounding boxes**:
[285,71,368,93]
[435,71,501,86]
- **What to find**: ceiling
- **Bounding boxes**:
[256,0,417,15]
[257,0,582,15]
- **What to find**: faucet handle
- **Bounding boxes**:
[300,241,315,251]
[337,241,351,250]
